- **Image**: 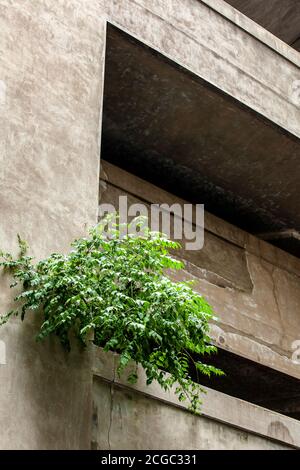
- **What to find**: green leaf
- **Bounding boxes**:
[0,214,223,414]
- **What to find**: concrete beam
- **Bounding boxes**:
[92,346,300,449]
[224,0,300,48]
[100,162,300,381]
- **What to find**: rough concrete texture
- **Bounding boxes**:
[102,0,300,137]
[92,348,299,449]
[224,0,300,50]
[100,175,253,292]
[0,0,299,449]
[102,25,300,238]
[93,380,290,450]
[202,0,300,66]
[0,0,105,449]
[101,162,300,381]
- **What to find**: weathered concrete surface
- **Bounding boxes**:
[93,380,290,450]
[92,348,299,449]
[201,0,300,65]
[101,162,300,382]
[0,325,93,449]
[225,0,300,50]
[100,173,253,292]
[102,25,300,238]
[0,0,299,449]
[102,0,300,137]
[0,0,105,449]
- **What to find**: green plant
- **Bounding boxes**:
[0,216,223,413]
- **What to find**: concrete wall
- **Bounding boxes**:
[93,381,290,450]
[101,162,300,381]
[92,347,300,450]
[0,0,299,449]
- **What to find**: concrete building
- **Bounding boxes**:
[0,0,300,449]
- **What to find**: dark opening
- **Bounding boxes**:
[100,24,300,420]
[193,348,300,421]
[101,24,300,257]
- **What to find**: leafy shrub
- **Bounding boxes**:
[0,216,223,413]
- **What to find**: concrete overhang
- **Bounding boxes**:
[224,0,300,52]
[101,24,300,256]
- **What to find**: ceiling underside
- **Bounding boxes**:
[224,0,300,51]
[195,348,300,420]
[101,25,300,256]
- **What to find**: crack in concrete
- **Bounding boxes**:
[211,320,289,359]
[107,354,116,450]
[270,266,285,339]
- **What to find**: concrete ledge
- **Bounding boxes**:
[210,324,300,381]
[99,161,300,381]
[92,346,300,449]
[103,0,300,139]
[200,0,300,68]
[100,161,300,280]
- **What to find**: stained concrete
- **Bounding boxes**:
[0,0,105,450]
[93,380,290,450]
[0,0,299,449]
[92,349,300,449]
[225,0,300,50]
[191,347,300,420]
[99,180,253,292]
[100,162,300,383]
[102,25,300,243]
